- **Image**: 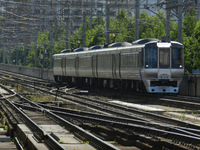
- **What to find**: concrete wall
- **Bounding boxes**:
[179,74,200,97]
[0,64,199,97]
[0,64,55,82]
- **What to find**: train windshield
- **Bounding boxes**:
[172,48,183,68]
[159,48,170,68]
[145,48,157,68]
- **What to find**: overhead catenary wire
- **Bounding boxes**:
[0,0,197,67]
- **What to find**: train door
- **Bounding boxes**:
[91,55,97,77]
[75,56,79,77]
[61,57,66,76]
[112,53,121,79]
[92,55,98,78]
[158,48,171,79]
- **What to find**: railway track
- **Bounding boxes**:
[1,84,200,149]
[1,70,200,149]
[0,85,119,150]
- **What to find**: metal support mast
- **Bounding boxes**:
[34,30,38,68]
[178,0,183,43]
[49,0,53,69]
[66,4,70,49]
[50,22,53,69]
[106,2,110,44]
[197,0,200,20]
[82,12,86,47]
[9,35,12,64]
[166,8,171,42]
[90,0,93,30]
[135,0,140,40]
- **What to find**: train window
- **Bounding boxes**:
[159,48,170,68]
[172,48,183,68]
[54,58,61,68]
[79,57,91,68]
[66,58,75,68]
[98,54,112,68]
[121,53,137,68]
[145,48,157,68]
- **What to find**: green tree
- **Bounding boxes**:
[9,8,199,73]
[182,9,198,73]
[190,20,200,71]
[139,11,166,39]
[110,9,134,42]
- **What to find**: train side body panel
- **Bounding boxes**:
[78,53,93,77]
[53,40,184,93]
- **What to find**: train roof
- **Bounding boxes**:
[132,38,159,45]
[53,40,183,57]
[61,49,71,53]
[108,42,132,48]
[89,45,103,50]
[54,45,143,57]
[73,47,89,52]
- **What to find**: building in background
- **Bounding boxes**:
[0,0,199,51]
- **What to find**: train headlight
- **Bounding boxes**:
[146,65,149,68]
[179,65,183,68]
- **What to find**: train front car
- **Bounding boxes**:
[142,41,184,93]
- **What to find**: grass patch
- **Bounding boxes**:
[27,95,54,102]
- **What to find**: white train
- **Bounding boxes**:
[53,39,184,93]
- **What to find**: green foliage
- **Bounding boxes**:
[1,9,200,73]
[139,11,166,39]
[110,9,135,42]
[183,9,197,37]
[183,9,200,73]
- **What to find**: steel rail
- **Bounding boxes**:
[12,104,200,145]
[0,83,119,149]
[36,102,200,138]
[49,110,200,144]
[2,94,120,150]
[12,103,120,150]
[45,110,120,150]
[3,79,200,138]
[2,98,66,150]
[13,102,200,147]
[50,89,200,130]
[11,80,200,132]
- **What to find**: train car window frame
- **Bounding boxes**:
[98,54,112,69]
[159,48,170,68]
[171,48,183,69]
[79,55,92,69]
[145,47,158,68]
[121,52,139,69]
[53,57,62,68]
[66,56,75,69]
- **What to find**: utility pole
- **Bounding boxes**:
[3,42,5,64]
[178,0,183,43]
[197,0,200,20]
[9,35,12,64]
[135,0,140,40]
[106,2,110,44]
[34,30,38,68]
[82,12,86,47]
[164,0,184,42]
[49,0,53,69]
[166,8,171,42]
[3,30,5,64]
[90,0,93,30]
[34,0,37,68]
[16,43,19,65]
[66,4,70,49]
[24,42,27,66]
[50,22,53,69]
[16,5,19,65]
